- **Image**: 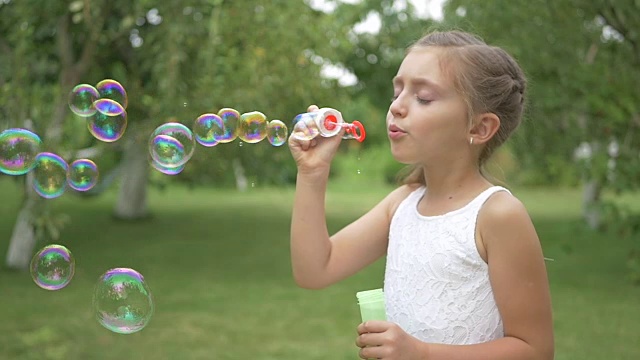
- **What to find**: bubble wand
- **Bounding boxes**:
[291,107,366,142]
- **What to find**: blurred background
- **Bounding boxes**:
[1,0,639,359]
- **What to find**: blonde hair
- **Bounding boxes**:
[399,30,527,185]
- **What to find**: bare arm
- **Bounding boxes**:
[291,173,414,289]
[424,192,554,359]
[288,105,415,289]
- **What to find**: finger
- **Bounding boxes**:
[359,345,383,359]
[356,332,385,347]
[358,320,391,335]
[288,135,309,150]
[300,139,311,151]
[307,104,319,112]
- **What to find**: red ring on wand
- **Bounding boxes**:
[350,121,366,142]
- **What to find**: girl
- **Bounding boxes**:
[288,30,554,360]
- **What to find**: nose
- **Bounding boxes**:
[389,95,407,118]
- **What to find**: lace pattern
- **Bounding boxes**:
[383,186,509,344]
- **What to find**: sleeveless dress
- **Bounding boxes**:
[383,186,510,344]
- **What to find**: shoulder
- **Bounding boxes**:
[480,189,530,223]
[383,183,423,219]
[477,189,538,254]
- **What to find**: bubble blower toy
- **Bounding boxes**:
[291,107,366,143]
[356,288,386,322]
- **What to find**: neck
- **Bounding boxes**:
[421,162,491,201]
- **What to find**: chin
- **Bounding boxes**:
[390,149,414,164]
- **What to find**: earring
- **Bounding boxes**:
[469,138,474,145]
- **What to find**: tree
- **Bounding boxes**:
[1,0,360,269]
[441,0,640,226]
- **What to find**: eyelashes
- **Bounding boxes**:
[390,94,432,105]
[416,97,432,105]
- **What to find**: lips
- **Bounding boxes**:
[388,124,406,140]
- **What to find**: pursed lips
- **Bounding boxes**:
[388,124,407,139]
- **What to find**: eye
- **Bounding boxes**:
[416,96,432,105]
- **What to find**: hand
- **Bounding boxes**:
[288,104,344,177]
[356,321,428,359]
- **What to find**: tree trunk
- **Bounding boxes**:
[4,13,103,270]
[5,174,42,270]
[582,179,601,230]
[232,158,248,192]
[113,138,149,220]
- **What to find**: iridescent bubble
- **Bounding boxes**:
[87,109,128,142]
[291,113,320,140]
[0,128,42,175]
[214,108,240,143]
[96,79,128,109]
[30,244,75,291]
[267,120,288,147]
[149,134,185,168]
[94,98,125,116]
[93,268,154,335]
[149,123,195,167]
[69,84,99,117]
[150,160,185,175]
[32,152,69,199]
[67,159,99,191]
[238,111,268,143]
[193,113,223,147]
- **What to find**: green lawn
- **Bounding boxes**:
[0,178,639,359]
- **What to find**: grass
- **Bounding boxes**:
[0,178,639,359]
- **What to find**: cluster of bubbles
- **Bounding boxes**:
[149,109,289,175]
[22,79,152,334]
[13,78,368,336]
[29,245,153,334]
[68,79,129,142]
[0,129,100,198]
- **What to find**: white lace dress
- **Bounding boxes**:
[384,186,509,344]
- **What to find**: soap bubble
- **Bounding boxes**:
[30,244,75,291]
[93,98,126,116]
[149,134,185,168]
[193,113,223,147]
[69,84,99,117]
[96,79,128,109]
[0,128,42,175]
[93,268,154,335]
[291,113,320,140]
[151,160,185,175]
[214,108,240,143]
[149,123,195,168]
[67,159,99,191]
[32,152,69,199]
[87,109,128,142]
[238,111,268,143]
[266,120,288,146]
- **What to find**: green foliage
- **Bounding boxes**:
[441,0,640,189]
[331,0,432,115]
[0,0,363,189]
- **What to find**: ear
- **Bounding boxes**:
[469,112,500,145]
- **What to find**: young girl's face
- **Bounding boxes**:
[386,47,469,166]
